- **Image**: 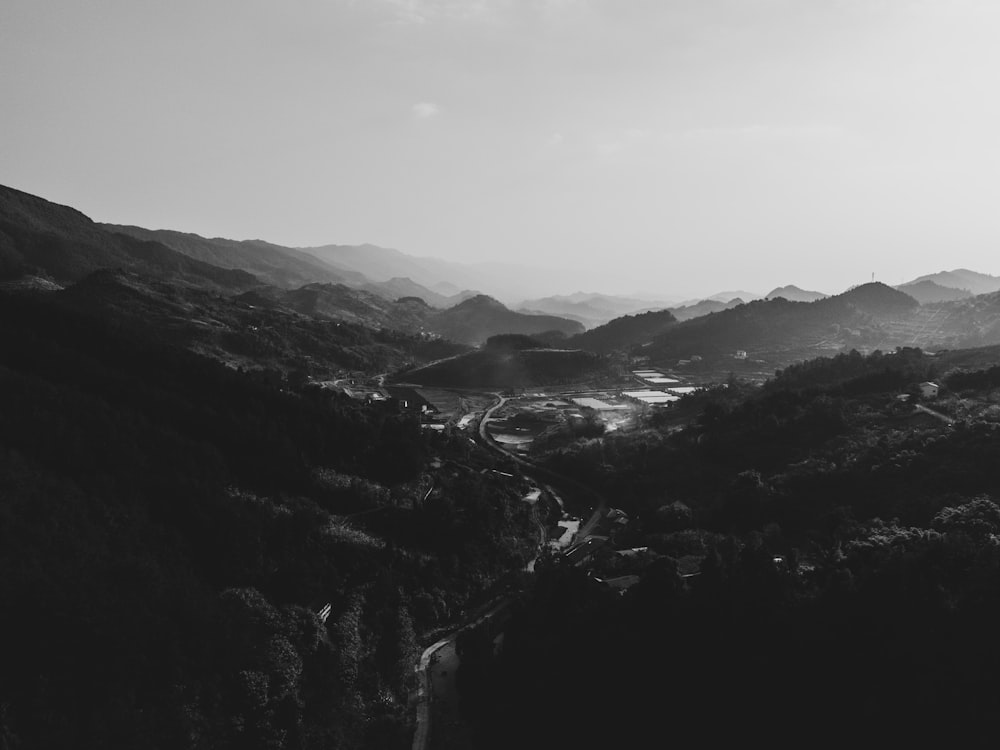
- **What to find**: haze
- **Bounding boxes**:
[4,0,1000,298]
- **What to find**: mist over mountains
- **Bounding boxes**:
[9,180,1000,746]
[5,182,1000,364]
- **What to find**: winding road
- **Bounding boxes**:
[411,391,610,750]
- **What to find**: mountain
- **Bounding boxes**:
[838,282,919,315]
[903,269,1000,296]
[270,283,432,332]
[105,225,474,309]
[300,243,598,303]
[569,309,678,354]
[669,297,745,322]
[765,285,828,303]
[428,294,584,345]
[642,283,920,366]
[516,292,674,329]
[103,224,367,289]
[0,184,256,291]
[360,276,474,307]
[0,278,522,748]
[701,289,762,303]
[232,287,581,346]
[51,269,466,374]
[896,279,973,304]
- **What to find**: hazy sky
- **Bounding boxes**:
[4,0,1000,298]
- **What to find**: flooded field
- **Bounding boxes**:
[414,388,494,423]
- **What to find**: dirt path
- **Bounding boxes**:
[914,403,955,425]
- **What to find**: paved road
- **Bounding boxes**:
[411,392,610,750]
[477,393,607,540]
[411,598,511,750]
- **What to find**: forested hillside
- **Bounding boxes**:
[569,308,677,354]
[0,185,256,290]
[450,345,1000,746]
[0,288,536,749]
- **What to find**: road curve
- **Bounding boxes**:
[411,392,609,750]
[477,394,607,540]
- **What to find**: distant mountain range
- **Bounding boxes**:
[0,184,583,350]
[765,285,828,303]
[236,287,582,345]
[903,269,1000,296]
[431,294,583,344]
[669,297,745,322]
[8,183,1000,372]
[636,282,921,365]
[298,243,576,303]
[515,292,675,329]
[894,279,973,304]
[0,185,255,291]
[102,224,367,289]
[106,224,475,308]
[567,309,678,354]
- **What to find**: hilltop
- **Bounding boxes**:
[102,224,365,289]
[516,292,674,329]
[569,308,678,354]
[58,269,466,375]
[0,184,256,291]
[669,297,744,322]
[429,294,583,345]
[765,285,828,302]
[895,279,973,304]
[903,268,1000,296]
[634,283,920,366]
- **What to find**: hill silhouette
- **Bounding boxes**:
[516,292,674,328]
[670,297,744,322]
[641,283,919,364]
[429,294,583,345]
[765,285,828,302]
[896,279,972,304]
[104,224,366,289]
[0,185,256,290]
[904,268,1000,296]
[570,308,678,354]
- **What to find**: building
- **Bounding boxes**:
[919,381,940,399]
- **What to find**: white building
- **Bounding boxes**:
[919,381,940,399]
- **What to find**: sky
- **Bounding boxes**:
[3,0,1000,299]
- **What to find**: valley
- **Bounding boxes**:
[6,181,1000,748]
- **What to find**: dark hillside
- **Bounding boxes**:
[104,224,365,289]
[895,279,972,304]
[0,286,534,748]
[428,294,583,345]
[0,184,256,290]
[59,270,467,374]
[644,284,919,365]
[835,281,918,314]
[570,308,678,354]
[765,284,828,302]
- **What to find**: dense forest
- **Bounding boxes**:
[447,346,1000,746]
[0,288,538,749]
